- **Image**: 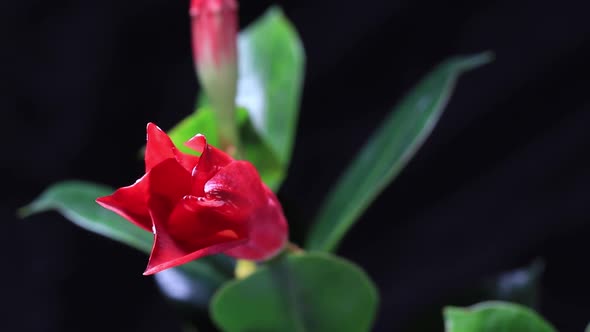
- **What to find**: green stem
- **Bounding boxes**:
[215,108,240,156]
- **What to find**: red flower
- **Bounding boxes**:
[96,123,288,275]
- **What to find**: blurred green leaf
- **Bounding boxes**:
[20,181,153,252]
[585,322,589,332]
[305,52,493,252]
[169,106,220,155]
[168,107,283,190]
[20,181,229,299]
[443,301,556,332]
[236,6,304,168]
[239,110,284,191]
[211,252,378,332]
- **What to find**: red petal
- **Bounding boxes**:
[185,133,207,153]
[148,158,193,218]
[96,157,192,233]
[203,161,288,260]
[145,122,200,173]
[96,173,152,232]
[145,123,176,172]
[224,185,288,260]
[178,154,200,173]
[169,195,249,245]
[143,158,248,274]
[187,134,233,196]
[143,195,246,275]
[203,161,265,207]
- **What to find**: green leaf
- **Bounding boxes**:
[236,6,305,168]
[19,181,228,291]
[239,110,284,190]
[169,106,220,155]
[211,252,378,332]
[20,181,153,252]
[443,301,556,332]
[168,107,283,190]
[305,52,493,252]
[585,322,589,332]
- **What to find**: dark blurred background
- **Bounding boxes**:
[7,0,590,331]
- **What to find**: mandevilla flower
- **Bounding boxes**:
[190,0,239,150]
[96,123,288,275]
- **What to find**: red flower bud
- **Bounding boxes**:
[96,123,288,275]
[190,0,237,69]
[190,0,239,150]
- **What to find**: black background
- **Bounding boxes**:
[7,0,590,331]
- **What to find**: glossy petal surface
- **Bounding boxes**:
[189,134,233,196]
[145,196,246,275]
[208,162,288,260]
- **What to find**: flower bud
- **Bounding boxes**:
[190,0,239,151]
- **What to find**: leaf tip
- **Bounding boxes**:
[442,305,458,315]
[266,5,285,18]
[16,198,46,219]
[456,51,495,71]
[16,206,32,219]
